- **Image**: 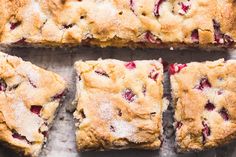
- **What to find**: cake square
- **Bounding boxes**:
[170,59,236,152]
[0,52,67,156]
[73,59,167,151]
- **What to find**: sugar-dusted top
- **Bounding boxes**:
[0,0,236,47]
[74,59,167,150]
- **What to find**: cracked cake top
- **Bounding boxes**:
[0,0,236,47]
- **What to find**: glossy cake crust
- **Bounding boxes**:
[73,59,168,151]
[0,0,236,47]
[0,52,67,156]
[170,59,236,152]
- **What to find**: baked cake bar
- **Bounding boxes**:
[170,59,236,152]
[0,52,67,156]
[73,59,168,151]
[0,0,235,47]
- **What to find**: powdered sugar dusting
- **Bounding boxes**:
[89,1,117,23]
[97,2,117,17]
[11,101,42,141]
[29,0,47,19]
[99,102,113,120]
[21,0,47,27]
[16,63,40,87]
[111,120,136,138]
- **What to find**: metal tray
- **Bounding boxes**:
[0,46,235,157]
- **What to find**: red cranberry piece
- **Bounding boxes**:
[95,70,109,77]
[12,131,30,144]
[191,29,199,43]
[122,88,136,102]
[178,2,191,15]
[213,19,223,43]
[30,105,42,115]
[177,64,187,71]
[196,78,211,90]
[202,121,211,143]
[12,131,31,144]
[125,61,136,70]
[145,31,161,44]
[176,121,183,129]
[52,90,67,100]
[213,19,234,45]
[181,2,190,13]
[42,131,48,137]
[148,69,159,81]
[217,90,223,95]
[219,108,229,121]
[200,78,211,88]
[13,38,27,44]
[12,132,25,140]
[205,101,215,111]
[169,63,187,75]
[0,79,7,91]
[10,21,21,30]
[168,64,176,75]
[153,0,166,17]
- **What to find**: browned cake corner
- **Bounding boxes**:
[170,59,236,152]
[73,59,168,151]
[0,0,236,48]
[0,52,67,156]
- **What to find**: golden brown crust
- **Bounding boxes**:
[73,59,167,151]
[0,0,236,47]
[0,0,10,38]
[170,59,236,152]
[0,52,67,156]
